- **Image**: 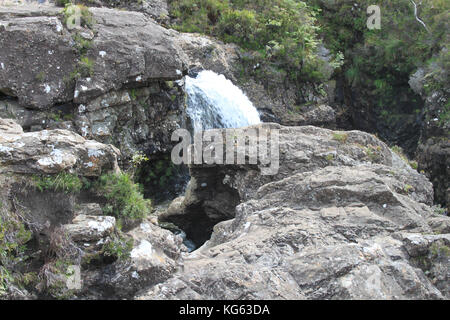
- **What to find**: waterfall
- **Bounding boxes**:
[172,70,261,252]
[185,70,261,132]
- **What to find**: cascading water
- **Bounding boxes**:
[169,70,261,252]
[185,70,261,132]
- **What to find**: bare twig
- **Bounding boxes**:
[410,0,431,33]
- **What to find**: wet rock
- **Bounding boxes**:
[175,32,335,128]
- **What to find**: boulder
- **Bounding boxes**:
[64,215,115,242]
[82,221,185,299]
[0,6,187,109]
[144,124,449,300]
[0,118,120,175]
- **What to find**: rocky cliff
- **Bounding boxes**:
[0,2,448,300]
[152,124,449,299]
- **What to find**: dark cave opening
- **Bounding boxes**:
[135,152,190,205]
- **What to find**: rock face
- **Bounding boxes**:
[0,3,448,301]
[144,124,449,300]
[409,61,449,209]
[0,6,76,109]
[0,5,187,162]
[0,118,120,175]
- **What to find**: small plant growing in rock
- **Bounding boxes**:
[32,172,83,194]
[95,172,152,222]
[433,205,447,216]
[332,132,348,143]
[129,89,137,101]
[403,184,414,193]
[72,33,92,55]
[79,56,94,77]
[101,233,134,262]
[391,145,419,171]
[131,151,149,168]
[48,112,62,122]
[409,160,418,170]
[35,71,46,82]
[364,144,382,163]
[62,4,94,29]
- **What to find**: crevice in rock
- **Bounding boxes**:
[159,171,241,250]
[135,152,190,204]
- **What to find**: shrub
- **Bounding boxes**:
[0,214,32,296]
[309,0,449,124]
[101,233,134,262]
[131,151,149,168]
[32,172,84,194]
[96,172,152,221]
[72,33,92,55]
[168,0,326,82]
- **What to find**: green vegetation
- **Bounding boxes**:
[32,172,85,194]
[101,233,134,261]
[131,151,149,168]
[136,154,177,190]
[332,132,348,143]
[49,112,62,122]
[62,4,95,29]
[365,144,382,162]
[68,55,95,81]
[391,145,419,170]
[308,0,449,118]
[35,71,46,82]
[433,205,447,215]
[129,89,138,101]
[168,0,328,82]
[404,184,414,193]
[430,243,450,258]
[56,0,71,7]
[0,215,32,296]
[72,33,92,56]
[95,172,152,221]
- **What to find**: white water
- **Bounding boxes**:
[185,70,261,131]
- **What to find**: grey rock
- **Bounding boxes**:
[84,221,185,299]
[0,118,120,175]
[144,124,449,300]
[64,214,115,242]
[75,203,103,216]
[0,8,77,109]
[0,6,187,109]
